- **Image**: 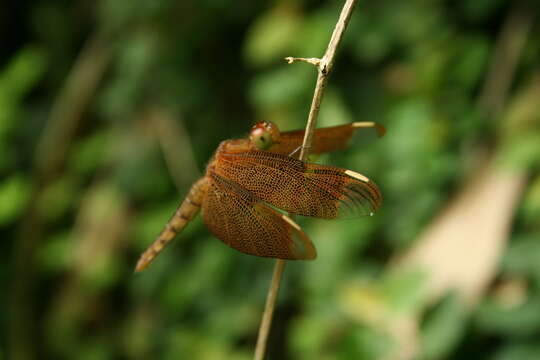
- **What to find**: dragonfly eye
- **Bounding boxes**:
[251,129,273,150]
[250,121,281,150]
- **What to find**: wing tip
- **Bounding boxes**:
[286,216,317,260]
[344,169,370,183]
[352,121,386,137]
[340,172,383,217]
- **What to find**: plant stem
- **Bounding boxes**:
[253,1,358,359]
[254,259,286,360]
[476,5,535,116]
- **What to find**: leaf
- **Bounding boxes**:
[476,295,540,337]
[244,5,301,67]
[339,326,393,360]
[38,231,73,273]
[381,269,427,313]
[249,66,313,109]
[502,235,540,281]
[0,174,32,225]
[493,343,540,360]
[419,293,467,360]
[0,47,47,136]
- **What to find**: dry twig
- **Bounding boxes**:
[253,1,358,359]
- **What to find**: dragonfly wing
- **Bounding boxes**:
[202,172,316,260]
[216,150,381,219]
[269,122,386,157]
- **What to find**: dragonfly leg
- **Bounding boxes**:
[288,145,302,158]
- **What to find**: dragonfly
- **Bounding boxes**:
[135,121,385,272]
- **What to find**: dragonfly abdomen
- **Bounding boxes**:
[135,177,208,272]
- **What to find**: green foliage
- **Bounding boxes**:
[3,0,540,359]
[420,294,468,359]
[244,4,301,66]
[338,327,393,360]
[0,175,32,225]
[493,343,540,360]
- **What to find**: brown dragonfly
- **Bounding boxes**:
[135,121,385,272]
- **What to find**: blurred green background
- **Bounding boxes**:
[2,0,540,359]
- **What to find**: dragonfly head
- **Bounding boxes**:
[250,121,281,150]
